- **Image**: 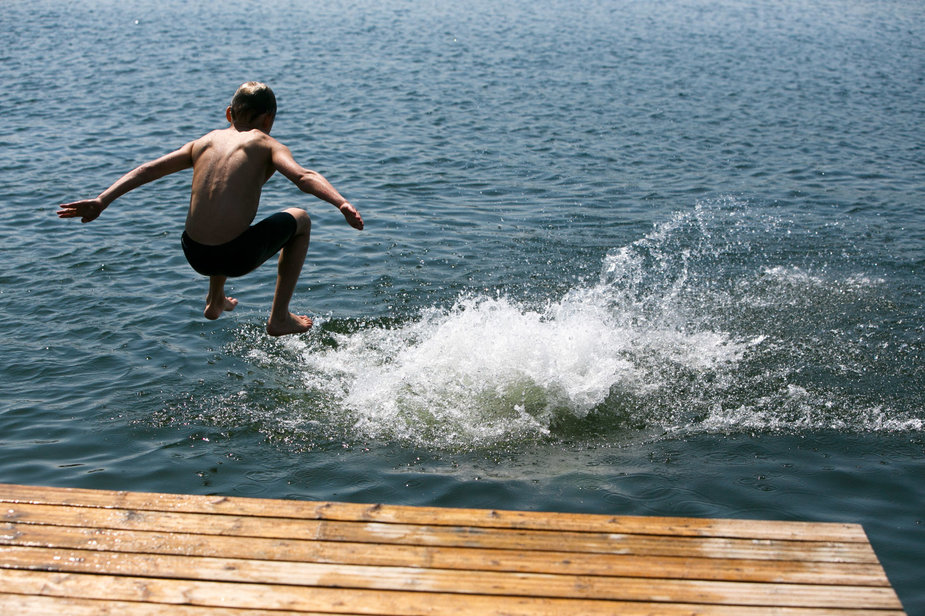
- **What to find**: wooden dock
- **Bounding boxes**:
[0,483,905,615]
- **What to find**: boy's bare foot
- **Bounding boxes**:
[266,312,313,336]
[204,296,238,320]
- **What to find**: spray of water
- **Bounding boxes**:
[243,200,922,449]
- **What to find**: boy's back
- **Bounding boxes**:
[186,127,279,245]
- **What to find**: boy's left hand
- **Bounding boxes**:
[339,202,364,230]
[57,198,106,223]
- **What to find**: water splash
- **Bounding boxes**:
[289,292,748,447]
[238,199,923,449]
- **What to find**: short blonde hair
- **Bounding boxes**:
[230,82,277,124]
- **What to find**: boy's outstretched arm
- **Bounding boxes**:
[57,142,195,223]
[271,142,364,230]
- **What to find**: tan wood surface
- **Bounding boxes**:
[0,483,906,615]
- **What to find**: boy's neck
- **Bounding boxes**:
[232,121,264,132]
[226,109,274,134]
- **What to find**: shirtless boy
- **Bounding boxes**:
[58,82,363,336]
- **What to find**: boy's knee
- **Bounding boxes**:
[285,208,310,234]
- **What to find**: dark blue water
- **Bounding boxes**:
[2,0,924,610]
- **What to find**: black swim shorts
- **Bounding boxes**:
[181,212,298,278]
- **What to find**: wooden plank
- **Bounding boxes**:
[0,543,904,609]
[0,593,332,616]
[1,522,889,586]
[2,502,880,564]
[0,570,906,616]
[0,483,868,541]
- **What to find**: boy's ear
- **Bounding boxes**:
[225,107,234,123]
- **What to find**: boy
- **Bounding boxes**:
[58,82,363,336]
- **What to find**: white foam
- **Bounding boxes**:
[276,200,920,447]
[295,280,748,447]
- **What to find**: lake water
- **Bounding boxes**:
[1,0,923,610]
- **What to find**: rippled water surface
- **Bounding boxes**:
[1,0,924,610]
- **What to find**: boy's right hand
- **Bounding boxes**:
[57,197,106,223]
[339,202,364,230]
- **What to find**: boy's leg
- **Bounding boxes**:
[204,275,238,320]
[266,208,312,336]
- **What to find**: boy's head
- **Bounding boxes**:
[229,82,277,126]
